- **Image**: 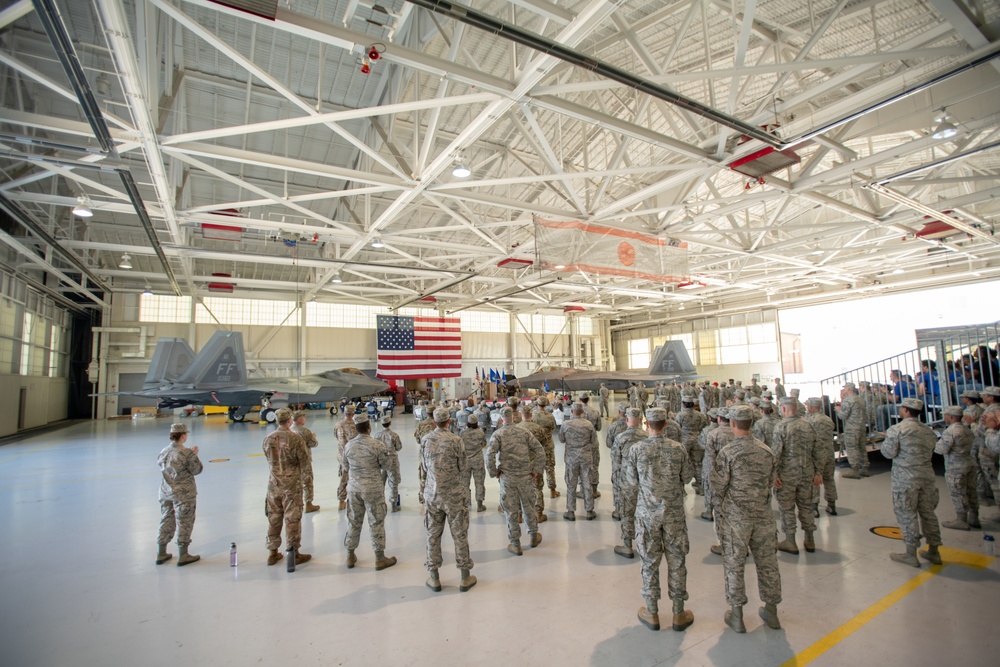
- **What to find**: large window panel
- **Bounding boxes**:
[139,294,192,323]
[628,338,651,370]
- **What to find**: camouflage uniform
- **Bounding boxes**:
[157,441,203,547]
[711,434,782,607]
[291,423,318,506]
[667,384,681,414]
[335,417,358,502]
[772,411,821,538]
[414,418,436,503]
[599,385,610,418]
[664,417,682,443]
[676,406,710,493]
[517,417,549,516]
[774,382,786,400]
[806,411,838,506]
[375,426,402,506]
[702,423,734,518]
[837,393,869,475]
[532,409,558,491]
[606,412,628,514]
[489,422,544,545]
[344,432,393,554]
[638,385,649,409]
[751,411,779,448]
[613,425,648,544]
[422,426,473,572]
[981,426,1000,503]
[460,426,487,504]
[880,417,942,552]
[559,416,598,514]
[582,402,602,492]
[936,420,977,524]
[263,426,309,551]
[624,431,694,613]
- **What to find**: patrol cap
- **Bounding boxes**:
[984,386,1000,397]
[501,407,514,420]
[626,407,643,420]
[734,390,746,399]
[779,397,797,407]
[716,408,729,420]
[508,397,520,407]
[944,406,964,418]
[169,423,188,434]
[433,407,450,422]
[467,414,478,425]
[276,408,293,423]
[900,398,924,411]
[645,407,667,422]
[729,405,753,422]
[617,403,628,413]
[292,410,307,420]
[681,394,695,404]
[345,403,357,413]
[707,408,719,419]
[844,381,856,390]
[381,414,392,425]
[749,397,761,406]
[352,412,369,425]
[805,397,823,408]
[960,390,981,399]
[571,402,585,413]
[537,396,549,407]
[761,390,773,398]
[789,388,801,396]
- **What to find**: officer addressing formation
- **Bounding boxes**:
[155,369,982,635]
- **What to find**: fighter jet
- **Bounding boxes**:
[518,340,701,393]
[104,331,387,422]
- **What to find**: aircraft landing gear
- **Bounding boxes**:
[259,407,277,423]
[227,407,245,422]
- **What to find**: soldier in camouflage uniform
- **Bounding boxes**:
[292,411,320,513]
[579,394,603,498]
[880,398,943,567]
[559,403,599,520]
[774,378,786,400]
[936,406,977,530]
[667,382,681,414]
[612,408,648,558]
[414,411,437,504]
[489,408,545,554]
[599,383,610,418]
[837,382,869,478]
[638,383,650,409]
[335,404,359,510]
[606,403,629,519]
[805,398,838,517]
[702,409,734,527]
[772,397,822,554]
[376,414,402,512]
[460,414,488,512]
[422,408,476,592]
[518,404,549,524]
[751,400,778,447]
[624,407,695,633]
[977,406,1000,522]
[712,404,782,633]
[676,396,710,494]
[263,408,311,567]
[156,423,203,566]
[344,413,397,570]
[532,398,560,498]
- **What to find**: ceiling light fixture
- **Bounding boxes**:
[142,285,152,296]
[677,303,685,311]
[452,154,471,178]
[553,264,566,270]
[331,273,343,283]
[892,268,904,275]
[72,195,93,218]
[371,235,385,248]
[119,253,132,270]
[931,111,958,140]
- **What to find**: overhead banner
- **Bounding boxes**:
[534,218,688,282]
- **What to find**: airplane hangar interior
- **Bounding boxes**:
[1,0,999,664]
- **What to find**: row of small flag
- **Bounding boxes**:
[474,367,507,386]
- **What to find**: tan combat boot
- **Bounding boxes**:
[459,568,477,592]
[537,512,548,523]
[305,502,320,513]
[725,605,745,633]
[530,532,542,548]
[919,544,942,565]
[177,545,200,566]
[507,541,523,556]
[294,550,311,565]
[155,543,172,565]
[374,551,397,570]
[550,488,560,498]
[759,602,781,629]
[671,599,694,632]
[890,543,920,568]
[804,531,816,553]
[267,549,281,566]
[614,538,634,559]
[777,535,799,554]
[637,600,660,631]
[426,569,441,592]
[942,519,969,531]
[346,549,357,569]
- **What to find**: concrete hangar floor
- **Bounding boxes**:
[0,408,997,667]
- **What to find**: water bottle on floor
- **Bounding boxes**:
[984,534,996,566]
[230,542,237,567]
[286,546,296,573]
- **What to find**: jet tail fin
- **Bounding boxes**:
[648,340,696,375]
[143,338,196,389]
[172,331,247,388]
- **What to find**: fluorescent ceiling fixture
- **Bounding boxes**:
[452,162,471,178]
[810,250,824,256]
[119,253,132,270]
[72,195,93,218]
[371,235,384,248]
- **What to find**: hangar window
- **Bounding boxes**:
[460,311,510,333]
[139,294,192,323]
[195,297,297,326]
[577,317,594,336]
[628,338,651,370]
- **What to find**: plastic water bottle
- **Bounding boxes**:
[984,534,996,561]
[230,542,238,567]
[286,546,296,573]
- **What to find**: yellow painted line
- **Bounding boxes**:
[247,453,265,457]
[0,438,67,464]
[781,546,993,667]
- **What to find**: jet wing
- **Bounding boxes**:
[517,369,580,390]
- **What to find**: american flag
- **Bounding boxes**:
[376,315,462,379]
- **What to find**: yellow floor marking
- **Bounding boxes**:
[247,453,264,457]
[781,546,994,667]
[0,438,66,464]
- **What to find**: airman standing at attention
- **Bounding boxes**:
[772,397,822,555]
[607,403,629,519]
[559,403,598,521]
[837,382,869,479]
[461,414,488,512]
[628,382,640,409]
[752,399,779,447]
[979,406,1000,520]
[376,414,402,512]
[612,408,648,559]
[156,423,203,566]
[712,404,782,634]
[292,410,320,513]
[748,379,762,398]
[263,408,311,567]
[532,398,560,499]
[676,394,710,494]
[344,413,397,571]
[335,404,359,510]
[579,393,603,498]
[423,408,476,593]
[518,404,549,524]
[414,407,437,504]
[599,383,611,419]
[936,406,977,530]
[624,407,695,633]
[773,378,786,400]
[489,407,545,555]
[804,398,838,517]
[881,398,943,567]
[638,382,650,410]
[701,409,734,526]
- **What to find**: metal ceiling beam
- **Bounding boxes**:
[0,229,107,307]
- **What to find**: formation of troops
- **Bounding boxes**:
[155,375,1000,634]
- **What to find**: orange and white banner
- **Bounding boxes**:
[534,218,688,282]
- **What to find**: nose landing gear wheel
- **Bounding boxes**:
[260,407,276,423]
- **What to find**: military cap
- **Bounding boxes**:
[617,403,628,413]
[352,412,369,425]
[681,394,696,404]
[345,403,357,413]
[537,396,549,407]
[789,388,801,396]
[275,408,293,423]
[508,397,520,407]
[984,386,1000,397]
[500,406,514,420]
[734,390,746,399]
[749,396,761,406]
[645,407,667,422]
[844,381,856,390]
[735,380,743,386]
[960,390,981,399]
[761,390,773,398]
[433,407,450,422]
[944,406,964,418]
[779,397,797,407]
[900,398,924,411]
[169,423,188,435]
[626,407,643,420]
[729,405,753,422]
[571,402,585,413]
[805,397,823,408]
[467,414,478,425]
[381,414,392,425]
[708,408,719,419]
[292,410,307,420]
